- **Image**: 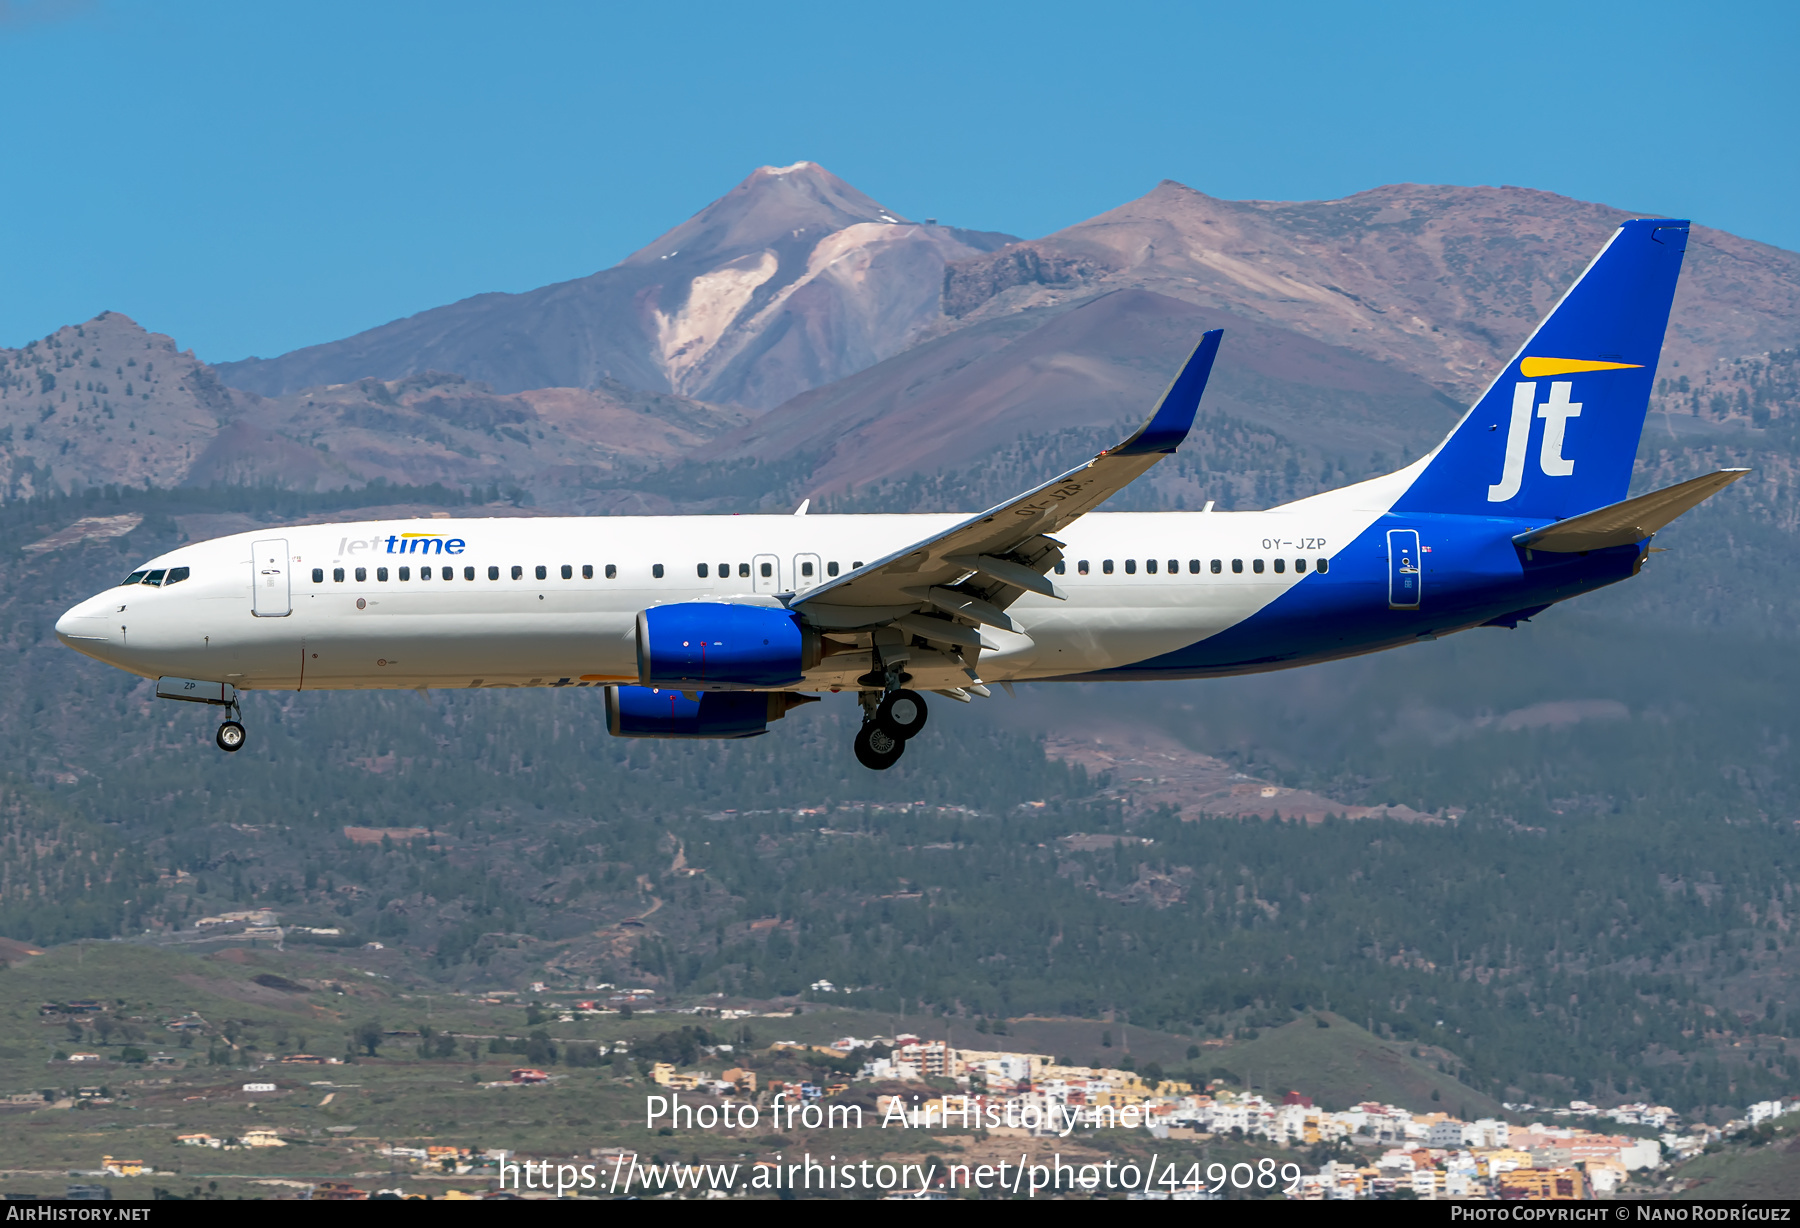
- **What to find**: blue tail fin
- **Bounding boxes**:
[1394,219,1689,519]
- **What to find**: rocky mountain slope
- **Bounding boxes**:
[0,313,745,500]
[941,180,1800,400]
[698,287,1461,495]
[216,163,1015,409]
[9,168,1797,516]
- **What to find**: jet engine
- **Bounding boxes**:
[635,603,822,689]
[604,686,817,739]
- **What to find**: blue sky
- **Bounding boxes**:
[2,0,1793,363]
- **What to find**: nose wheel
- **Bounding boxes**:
[216,719,246,752]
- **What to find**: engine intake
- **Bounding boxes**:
[636,603,822,689]
[604,686,817,739]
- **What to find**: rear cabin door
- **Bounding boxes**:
[1387,529,1421,610]
[752,553,781,594]
[792,553,822,593]
[252,538,292,617]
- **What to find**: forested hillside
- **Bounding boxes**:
[1,469,1796,1115]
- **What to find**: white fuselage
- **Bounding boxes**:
[53,506,1357,695]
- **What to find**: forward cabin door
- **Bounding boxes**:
[252,538,292,617]
[1387,529,1421,610]
[752,553,781,595]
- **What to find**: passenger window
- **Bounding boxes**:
[653,564,665,578]
[718,563,729,578]
[144,569,166,586]
[1053,561,1066,575]
[697,563,709,578]
[801,561,814,577]
[1274,558,1286,574]
[582,565,593,579]
[1211,559,1222,574]
[333,567,345,582]
[123,570,148,586]
[1167,559,1177,575]
[421,566,433,580]
[1295,558,1307,573]
[1231,559,1243,574]
[535,565,547,580]
[1103,560,1114,574]
[1189,559,1201,574]
[827,561,840,577]
[1078,560,1090,575]
[853,561,863,569]
[356,567,367,582]
[1144,559,1156,574]
[488,566,500,580]
[166,567,189,585]
[378,567,389,582]
[399,566,411,581]
[605,565,617,579]
[759,562,772,578]
[511,565,523,580]
[1252,559,1264,574]
[1317,557,1329,574]
[561,564,572,580]
[464,566,475,580]
[738,563,750,578]
[312,568,324,584]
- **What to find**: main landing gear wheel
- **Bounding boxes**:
[216,721,246,753]
[875,689,928,741]
[854,722,905,771]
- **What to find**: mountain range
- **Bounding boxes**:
[215,163,1015,411]
[4,162,1798,507]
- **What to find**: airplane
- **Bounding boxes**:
[56,218,1745,770]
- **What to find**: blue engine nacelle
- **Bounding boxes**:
[635,602,822,689]
[604,686,817,739]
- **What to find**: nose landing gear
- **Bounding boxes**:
[216,720,247,752]
[214,694,246,753]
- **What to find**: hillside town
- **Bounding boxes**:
[652,1032,1799,1201]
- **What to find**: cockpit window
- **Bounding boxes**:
[164,566,190,586]
[143,569,167,586]
[122,570,149,586]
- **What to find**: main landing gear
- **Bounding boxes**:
[853,687,928,771]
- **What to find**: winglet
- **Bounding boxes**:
[1111,329,1223,456]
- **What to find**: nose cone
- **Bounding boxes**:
[55,596,113,653]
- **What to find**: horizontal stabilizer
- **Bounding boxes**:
[1513,468,1749,552]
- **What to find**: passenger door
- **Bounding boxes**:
[252,538,292,617]
[1387,529,1421,610]
[752,553,781,594]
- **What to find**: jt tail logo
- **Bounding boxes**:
[1487,380,1582,502]
[1486,358,1642,503]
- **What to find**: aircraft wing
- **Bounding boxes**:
[1512,468,1749,553]
[793,329,1223,633]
